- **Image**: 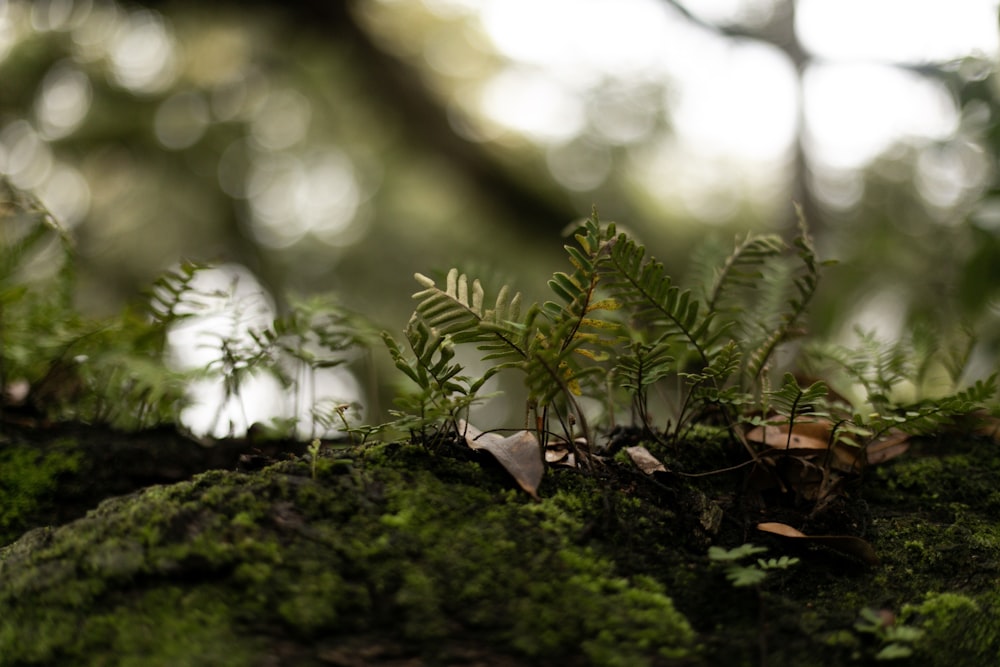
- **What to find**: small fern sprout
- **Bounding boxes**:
[614,339,674,433]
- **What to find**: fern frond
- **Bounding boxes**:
[864,374,998,438]
[542,214,621,346]
[707,232,786,312]
[682,340,742,389]
[766,372,830,423]
[523,323,604,406]
[412,268,527,354]
[602,233,718,367]
[744,208,823,382]
[384,316,464,393]
[615,340,674,394]
[144,260,218,329]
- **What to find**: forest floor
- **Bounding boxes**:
[0,417,998,666]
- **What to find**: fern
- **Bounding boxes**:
[250,295,374,438]
[614,339,674,428]
[808,328,916,411]
[765,373,830,427]
[681,340,748,423]
[744,207,823,383]
[602,232,720,369]
[145,261,216,328]
[706,232,786,313]
[403,215,621,444]
[395,210,839,454]
[381,316,493,444]
[600,230,751,438]
[859,374,998,440]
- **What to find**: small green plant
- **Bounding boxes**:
[307,438,322,480]
[5,171,997,480]
[708,542,800,666]
[0,179,192,430]
[854,607,923,660]
[385,211,827,452]
[808,327,998,442]
[707,543,800,588]
[380,207,999,503]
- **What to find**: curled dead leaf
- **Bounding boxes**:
[625,445,667,475]
[746,420,909,474]
[865,431,910,465]
[746,420,832,448]
[545,445,569,464]
[459,420,544,500]
[757,521,879,566]
[544,442,577,467]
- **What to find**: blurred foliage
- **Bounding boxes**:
[0,0,998,429]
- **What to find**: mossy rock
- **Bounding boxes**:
[0,442,696,666]
[2,434,1000,666]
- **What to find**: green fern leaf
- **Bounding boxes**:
[707,232,786,312]
[602,233,719,367]
[744,209,824,382]
[767,372,829,422]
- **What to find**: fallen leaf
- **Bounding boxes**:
[746,421,831,450]
[865,431,910,465]
[459,420,544,500]
[544,442,577,467]
[625,445,667,475]
[971,411,1000,442]
[545,445,569,464]
[747,420,888,474]
[757,521,880,565]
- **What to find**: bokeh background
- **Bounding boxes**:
[2,0,999,435]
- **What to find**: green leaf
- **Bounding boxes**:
[708,543,768,562]
[726,566,768,587]
[874,644,914,660]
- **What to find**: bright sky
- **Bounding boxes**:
[458,0,998,174]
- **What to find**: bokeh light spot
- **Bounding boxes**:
[546,139,611,192]
[35,61,92,139]
[30,0,75,32]
[246,148,363,249]
[108,9,177,93]
[478,68,584,144]
[250,89,311,151]
[38,163,90,226]
[154,91,210,150]
[0,120,53,189]
[804,63,958,169]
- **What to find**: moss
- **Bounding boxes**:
[903,592,1000,667]
[3,431,1000,666]
[874,451,1000,512]
[0,442,81,543]
[0,443,697,666]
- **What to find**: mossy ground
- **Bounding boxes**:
[0,428,998,666]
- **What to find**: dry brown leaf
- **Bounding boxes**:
[544,444,578,468]
[746,421,831,450]
[747,420,899,474]
[625,445,667,475]
[545,445,569,464]
[757,521,880,565]
[866,431,910,465]
[459,420,544,500]
[972,411,1000,441]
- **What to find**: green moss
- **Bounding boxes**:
[903,592,1000,667]
[4,431,999,666]
[0,443,696,666]
[0,443,81,542]
[874,452,1000,512]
